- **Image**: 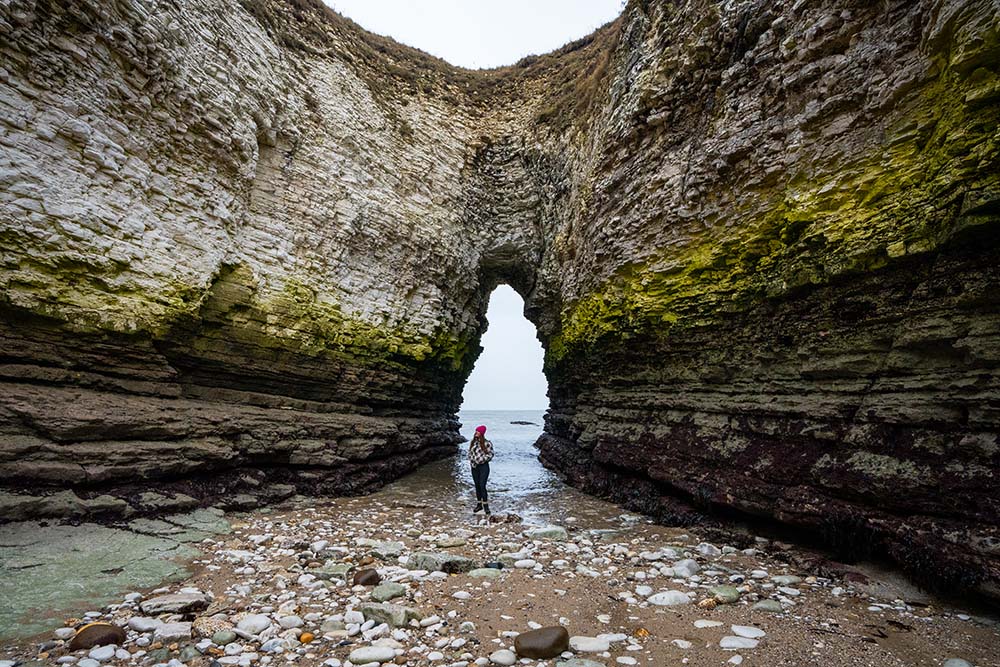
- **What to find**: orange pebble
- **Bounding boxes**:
[299,632,314,644]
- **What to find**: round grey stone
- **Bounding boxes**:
[348,646,396,664]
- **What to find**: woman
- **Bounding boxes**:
[469,424,494,515]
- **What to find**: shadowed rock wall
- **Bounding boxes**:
[0,0,500,511]
[1,0,998,597]
[532,0,1000,600]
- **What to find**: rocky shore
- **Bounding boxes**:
[2,464,997,667]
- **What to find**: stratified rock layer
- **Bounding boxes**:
[0,0,487,508]
[1,0,998,597]
[534,0,1000,600]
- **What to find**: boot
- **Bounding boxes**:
[483,503,491,516]
[473,501,484,513]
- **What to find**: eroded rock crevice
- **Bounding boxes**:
[1,0,998,597]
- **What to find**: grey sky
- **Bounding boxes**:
[462,285,547,410]
[324,0,622,69]
[323,2,621,409]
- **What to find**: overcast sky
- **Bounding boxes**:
[323,2,622,409]
[461,285,547,410]
[324,0,622,69]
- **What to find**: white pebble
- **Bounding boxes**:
[731,625,765,639]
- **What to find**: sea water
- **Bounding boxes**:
[383,409,565,523]
[456,409,560,502]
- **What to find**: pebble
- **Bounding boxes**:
[672,559,700,578]
[127,618,161,633]
[353,568,381,586]
[648,591,690,606]
[78,660,99,667]
[372,582,407,602]
[236,615,271,634]
[752,600,784,613]
[569,636,610,652]
[87,646,115,662]
[942,661,972,667]
[731,625,766,639]
[720,637,759,650]
[277,615,302,629]
[178,646,201,661]
[436,536,467,548]
[213,630,238,645]
[139,592,209,615]
[260,638,284,653]
[347,646,396,664]
[515,626,570,659]
[697,542,721,557]
[488,649,516,666]
[469,568,502,579]
[694,620,723,628]
[525,525,570,540]
[710,585,741,604]
[153,622,191,643]
[68,624,126,650]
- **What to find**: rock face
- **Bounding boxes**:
[0,0,489,508]
[532,0,1000,602]
[1,0,998,597]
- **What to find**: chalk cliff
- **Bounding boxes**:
[1,0,997,597]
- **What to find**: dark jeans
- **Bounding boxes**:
[471,463,490,504]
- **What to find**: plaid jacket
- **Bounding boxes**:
[469,438,494,466]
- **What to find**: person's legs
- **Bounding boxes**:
[479,463,489,504]
[471,465,485,510]
[480,463,490,515]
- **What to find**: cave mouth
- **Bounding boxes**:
[461,285,548,412]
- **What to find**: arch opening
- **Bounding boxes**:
[461,285,547,411]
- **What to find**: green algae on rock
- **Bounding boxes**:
[0,510,229,642]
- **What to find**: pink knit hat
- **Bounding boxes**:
[475,425,487,434]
